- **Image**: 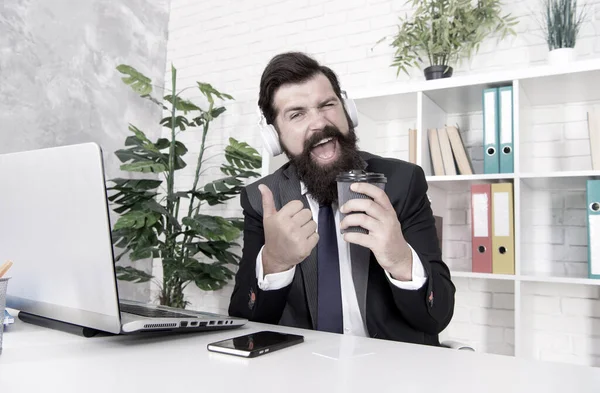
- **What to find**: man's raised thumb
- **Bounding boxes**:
[258,184,276,218]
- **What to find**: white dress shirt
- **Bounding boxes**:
[255,183,427,337]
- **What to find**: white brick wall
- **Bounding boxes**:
[522,283,600,367]
[521,185,589,278]
[521,101,598,173]
[440,278,515,356]
[163,0,600,367]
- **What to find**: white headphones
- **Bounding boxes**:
[258,90,359,157]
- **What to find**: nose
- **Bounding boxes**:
[307,108,328,133]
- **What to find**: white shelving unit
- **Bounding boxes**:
[351,59,600,367]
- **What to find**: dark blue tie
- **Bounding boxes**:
[317,204,343,333]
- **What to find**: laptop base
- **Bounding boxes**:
[18,311,106,338]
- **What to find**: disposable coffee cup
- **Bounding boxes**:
[336,170,387,234]
[0,277,9,355]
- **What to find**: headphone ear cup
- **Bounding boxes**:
[343,97,359,128]
[260,123,283,156]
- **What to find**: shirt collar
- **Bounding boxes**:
[300,181,308,196]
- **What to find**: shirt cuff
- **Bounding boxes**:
[256,245,295,291]
[385,244,428,290]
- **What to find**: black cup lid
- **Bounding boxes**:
[336,170,387,183]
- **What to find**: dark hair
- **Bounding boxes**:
[258,52,343,126]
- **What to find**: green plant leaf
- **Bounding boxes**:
[114,210,160,230]
[197,82,233,106]
[225,138,262,170]
[210,106,226,118]
[130,247,161,261]
[160,116,191,131]
[109,178,162,191]
[115,266,153,283]
[203,176,243,195]
[182,215,240,242]
[120,160,167,173]
[116,65,152,96]
[164,95,202,114]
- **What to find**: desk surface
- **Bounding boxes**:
[1,311,600,393]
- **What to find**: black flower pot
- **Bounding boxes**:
[424,65,453,80]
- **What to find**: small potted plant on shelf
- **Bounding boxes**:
[382,0,518,80]
[537,0,589,65]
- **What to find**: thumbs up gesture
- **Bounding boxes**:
[259,184,319,275]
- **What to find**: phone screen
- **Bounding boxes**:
[213,331,298,351]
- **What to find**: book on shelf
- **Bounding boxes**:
[428,128,445,175]
[408,128,417,164]
[428,126,473,176]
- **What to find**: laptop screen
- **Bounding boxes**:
[0,143,122,334]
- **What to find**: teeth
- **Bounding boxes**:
[312,137,333,148]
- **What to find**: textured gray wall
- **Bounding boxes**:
[0,0,171,301]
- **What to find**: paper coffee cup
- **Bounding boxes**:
[336,170,387,234]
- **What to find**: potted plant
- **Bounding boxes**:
[382,0,518,80]
[538,0,588,65]
[108,64,261,309]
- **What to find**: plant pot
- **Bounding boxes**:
[424,65,453,80]
[548,47,576,66]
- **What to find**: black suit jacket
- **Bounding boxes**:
[229,152,455,346]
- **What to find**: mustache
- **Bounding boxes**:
[302,125,344,154]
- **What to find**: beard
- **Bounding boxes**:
[282,125,364,206]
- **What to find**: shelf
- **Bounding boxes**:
[351,57,600,102]
[451,271,600,286]
[520,273,600,286]
[452,271,516,281]
[520,68,600,107]
[423,81,511,115]
[520,170,600,179]
[520,171,600,190]
[426,173,514,191]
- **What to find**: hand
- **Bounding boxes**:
[259,184,319,275]
[340,183,413,281]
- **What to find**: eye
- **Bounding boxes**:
[289,112,303,120]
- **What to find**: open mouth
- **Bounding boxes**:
[310,137,338,163]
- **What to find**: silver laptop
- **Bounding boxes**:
[0,142,246,335]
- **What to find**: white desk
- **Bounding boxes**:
[1,311,600,393]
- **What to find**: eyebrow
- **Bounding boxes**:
[281,96,339,117]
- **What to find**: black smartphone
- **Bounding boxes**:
[207,331,304,358]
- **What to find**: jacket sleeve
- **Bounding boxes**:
[228,187,291,323]
[387,165,456,335]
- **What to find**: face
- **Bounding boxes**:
[272,73,351,164]
[271,73,363,205]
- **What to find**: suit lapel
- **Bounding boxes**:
[280,165,318,329]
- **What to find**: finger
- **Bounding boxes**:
[343,231,373,249]
[259,184,277,219]
[298,219,317,238]
[279,199,305,218]
[340,213,378,233]
[292,208,313,227]
[350,182,393,211]
[306,231,320,249]
[340,198,386,221]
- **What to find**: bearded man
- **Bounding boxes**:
[228,52,455,346]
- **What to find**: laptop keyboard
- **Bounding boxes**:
[120,303,196,319]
